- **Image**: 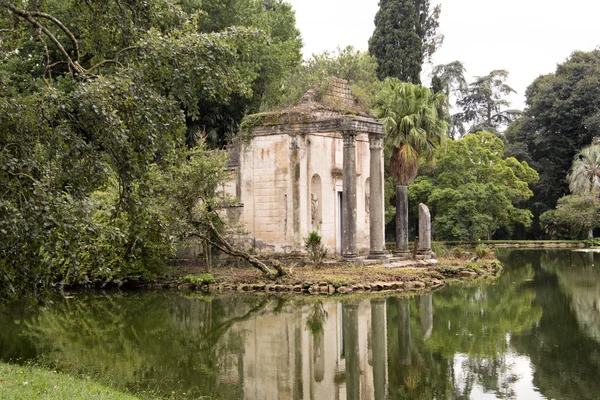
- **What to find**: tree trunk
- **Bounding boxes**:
[395,184,409,253]
[589,228,594,240]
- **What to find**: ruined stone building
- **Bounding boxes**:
[226,78,386,258]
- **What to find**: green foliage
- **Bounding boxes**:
[369,0,442,83]
[410,132,539,240]
[475,244,493,259]
[0,1,279,302]
[431,241,448,257]
[183,273,214,287]
[505,50,600,228]
[454,70,521,134]
[568,144,600,194]
[451,247,465,259]
[540,194,600,239]
[304,230,327,265]
[374,78,448,185]
[266,46,381,109]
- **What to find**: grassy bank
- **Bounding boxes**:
[0,362,139,400]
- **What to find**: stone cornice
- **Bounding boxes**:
[251,116,383,137]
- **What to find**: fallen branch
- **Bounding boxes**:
[192,216,282,279]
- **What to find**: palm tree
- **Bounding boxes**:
[374,78,448,253]
[568,144,600,194]
[567,144,600,238]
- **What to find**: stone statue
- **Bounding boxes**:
[311,192,319,225]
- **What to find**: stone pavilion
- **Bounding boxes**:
[225,78,386,258]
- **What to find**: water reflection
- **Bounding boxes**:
[1,250,600,399]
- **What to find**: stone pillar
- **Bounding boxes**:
[395,185,409,254]
[342,122,357,259]
[418,203,431,255]
[290,135,301,246]
[368,133,387,259]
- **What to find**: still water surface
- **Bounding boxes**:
[1,249,600,399]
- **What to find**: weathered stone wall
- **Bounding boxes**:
[239,134,291,251]
[235,129,371,255]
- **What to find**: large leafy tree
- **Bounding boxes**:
[374,78,447,251]
[0,0,288,302]
[369,0,442,84]
[505,50,600,232]
[410,132,539,240]
[540,194,600,239]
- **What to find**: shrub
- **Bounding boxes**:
[183,273,214,287]
[431,241,447,257]
[475,244,492,259]
[304,230,328,265]
[452,246,464,259]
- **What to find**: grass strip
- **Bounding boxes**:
[0,362,139,400]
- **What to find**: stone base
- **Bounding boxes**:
[341,256,364,266]
[368,251,390,260]
[392,251,412,260]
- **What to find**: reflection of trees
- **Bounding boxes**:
[510,249,600,400]
[386,296,455,399]
[14,292,271,399]
[539,250,600,342]
[306,301,328,383]
[427,262,542,358]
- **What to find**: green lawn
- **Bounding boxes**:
[0,362,140,400]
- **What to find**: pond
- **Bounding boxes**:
[1,249,600,399]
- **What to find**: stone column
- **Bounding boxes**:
[368,133,387,259]
[342,122,357,259]
[417,203,431,255]
[395,185,409,254]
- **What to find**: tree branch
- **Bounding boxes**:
[192,215,280,279]
[2,1,84,76]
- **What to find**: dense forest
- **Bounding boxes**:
[1,0,599,301]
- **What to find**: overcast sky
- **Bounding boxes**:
[286,0,600,110]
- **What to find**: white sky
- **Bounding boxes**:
[286,0,600,110]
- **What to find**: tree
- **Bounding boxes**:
[539,144,600,239]
[455,70,521,135]
[369,0,442,84]
[431,61,468,138]
[410,132,539,240]
[374,78,447,251]
[568,144,600,194]
[0,0,289,302]
[505,50,600,231]
[540,194,600,239]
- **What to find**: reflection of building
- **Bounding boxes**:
[222,299,388,400]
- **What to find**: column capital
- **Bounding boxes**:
[368,133,385,150]
[342,130,357,148]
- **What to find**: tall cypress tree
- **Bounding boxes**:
[369,0,442,84]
